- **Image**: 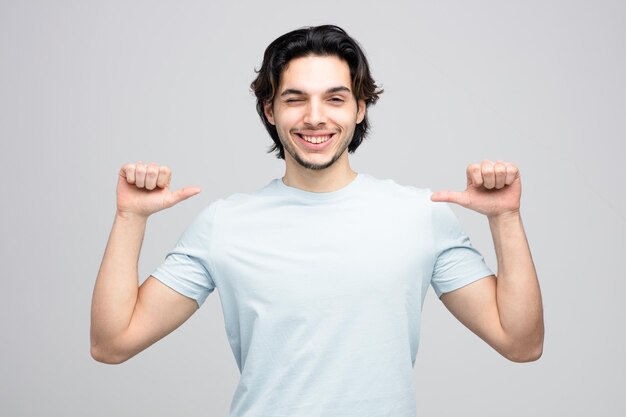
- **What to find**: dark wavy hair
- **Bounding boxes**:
[250,25,383,159]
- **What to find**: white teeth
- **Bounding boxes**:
[301,134,331,144]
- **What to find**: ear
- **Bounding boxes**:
[356,99,366,124]
[264,100,275,125]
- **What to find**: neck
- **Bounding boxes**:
[282,154,357,193]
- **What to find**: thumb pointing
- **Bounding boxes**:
[167,186,202,207]
[431,190,465,205]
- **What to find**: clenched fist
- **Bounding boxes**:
[431,159,521,219]
[116,162,201,218]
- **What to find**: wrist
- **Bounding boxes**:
[115,210,149,223]
[488,209,521,225]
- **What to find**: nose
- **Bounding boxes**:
[303,99,326,126]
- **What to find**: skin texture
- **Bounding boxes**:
[90,164,201,364]
[91,56,543,365]
[432,160,544,361]
[264,55,365,193]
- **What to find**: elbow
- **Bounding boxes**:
[503,335,544,363]
[90,341,129,365]
[505,343,543,363]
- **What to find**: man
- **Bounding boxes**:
[91,25,543,416]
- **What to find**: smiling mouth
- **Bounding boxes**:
[294,133,335,144]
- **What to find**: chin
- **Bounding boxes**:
[294,153,341,170]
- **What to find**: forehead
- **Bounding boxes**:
[279,55,352,92]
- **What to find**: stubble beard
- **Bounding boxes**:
[282,130,353,171]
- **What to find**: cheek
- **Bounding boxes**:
[331,107,359,125]
[274,108,300,128]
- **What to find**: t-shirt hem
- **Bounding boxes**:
[150,271,207,308]
[433,268,495,298]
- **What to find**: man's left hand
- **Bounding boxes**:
[431,160,521,219]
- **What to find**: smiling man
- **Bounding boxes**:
[91,25,544,417]
[265,55,364,176]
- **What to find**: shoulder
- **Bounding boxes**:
[199,179,281,220]
[358,175,465,230]
[359,173,434,205]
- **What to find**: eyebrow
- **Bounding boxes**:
[280,86,351,97]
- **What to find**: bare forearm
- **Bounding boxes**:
[489,211,544,354]
[90,212,148,351]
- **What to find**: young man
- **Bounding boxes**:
[91,25,543,416]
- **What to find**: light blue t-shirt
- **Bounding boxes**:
[151,173,493,417]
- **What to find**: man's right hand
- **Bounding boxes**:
[117,162,201,218]
[91,161,202,364]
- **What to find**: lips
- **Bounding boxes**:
[293,132,336,149]
[297,134,333,144]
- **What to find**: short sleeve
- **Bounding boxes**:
[151,201,220,308]
[429,194,494,298]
